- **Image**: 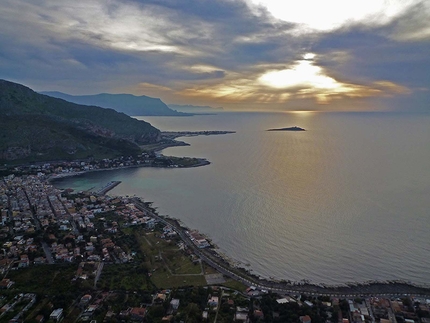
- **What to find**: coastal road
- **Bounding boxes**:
[133,198,430,298]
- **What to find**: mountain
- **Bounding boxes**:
[0,80,161,163]
[168,104,224,114]
[41,91,190,116]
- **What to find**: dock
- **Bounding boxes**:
[96,181,121,195]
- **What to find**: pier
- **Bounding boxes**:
[96,181,121,195]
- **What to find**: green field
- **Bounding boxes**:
[135,230,211,288]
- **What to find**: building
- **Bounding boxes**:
[208,296,219,307]
[170,298,180,311]
[50,308,63,322]
[300,315,312,323]
[130,307,146,321]
[0,278,13,289]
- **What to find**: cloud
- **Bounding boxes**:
[245,0,430,40]
[0,0,428,110]
[175,55,410,109]
[387,2,430,40]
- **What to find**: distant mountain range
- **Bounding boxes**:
[168,104,224,114]
[0,80,161,163]
[40,91,190,116]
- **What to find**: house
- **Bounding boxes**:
[154,293,167,303]
[254,309,264,319]
[130,307,146,321]
[50,308,63,322]
[80,294,92,305]
[277,298,289,304]
[170,298,180,311]
[235,312,248,322]
[0,278,13,289]
[143,217,156,229]
[300,315,312,323]
[208,296,219,307]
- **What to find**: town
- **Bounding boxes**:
[1,174,430,323]
[0,152,209,179]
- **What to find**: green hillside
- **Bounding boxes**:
[0,80,161,163]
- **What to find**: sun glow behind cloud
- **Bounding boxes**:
[259,54,339,90]
[177,53,410,108]
[257,53,381,104]
[0,0,426,111]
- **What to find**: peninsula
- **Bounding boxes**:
[267,126,306,131]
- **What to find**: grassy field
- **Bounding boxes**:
[203,263,220,275]
[161,249,202,275]
[134,230,212,288]
[221,279,248,292]
[151,270,207,288]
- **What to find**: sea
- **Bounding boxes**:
[52,111,430,285]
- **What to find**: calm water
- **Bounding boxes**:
[53,112,430,285]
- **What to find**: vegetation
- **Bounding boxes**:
[6,264,81,308]
[98,263,152,291]
[0,79,161,163]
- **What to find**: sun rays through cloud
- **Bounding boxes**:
[0,0,428,111]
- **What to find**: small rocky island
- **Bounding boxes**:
[267,126,306,131]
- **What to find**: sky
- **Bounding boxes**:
[1,0,429,111]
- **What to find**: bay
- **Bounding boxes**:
[53,111,430,285]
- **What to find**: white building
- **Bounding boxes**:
[50,308,63,322]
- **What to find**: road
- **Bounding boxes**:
[56,195,79,235]
[133,197,430,298]
[42,241,55,264]
[94,262,104,288]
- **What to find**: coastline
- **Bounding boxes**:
[48,158,210,182]
[131,197,430,296]
[48,140,212,183]
[45,129,430,294]
[49,170,430,295]
[49,130,231,182]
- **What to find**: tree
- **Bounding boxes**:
[185,303,201,323]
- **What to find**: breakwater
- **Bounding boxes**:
[96,181,121,195]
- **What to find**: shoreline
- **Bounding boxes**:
[131,197,430,296]
[41,130,429,293]
[48,130,231,182]
[48,157,210,182]
[50,173,430,294]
